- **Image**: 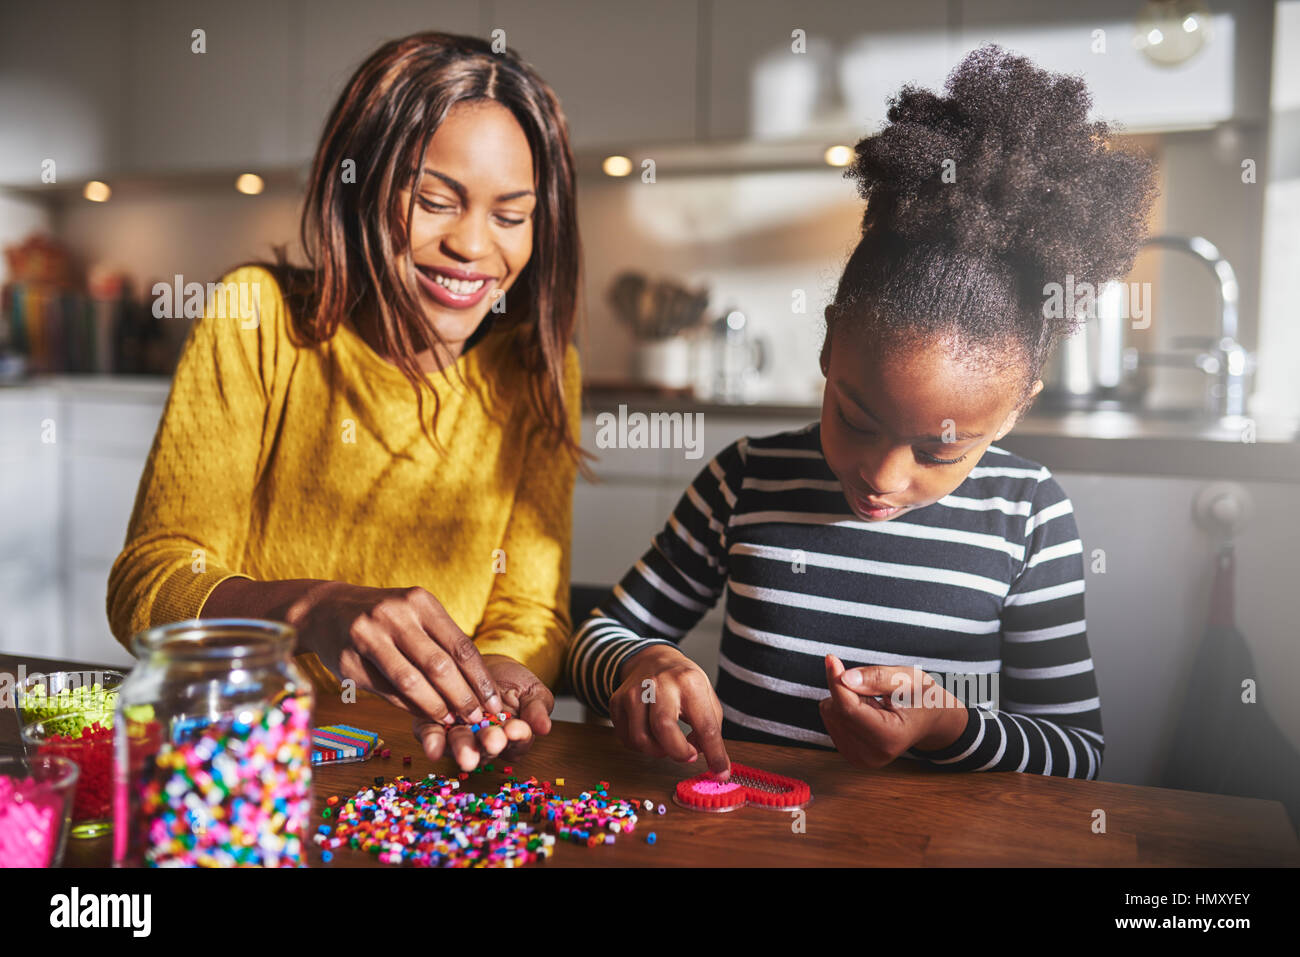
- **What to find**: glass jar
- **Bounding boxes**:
[0,754,79,867]
[22,718,114,838]
[18,670,125,735]
[113,618,314,867]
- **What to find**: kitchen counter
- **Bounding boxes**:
[6,376,1297,483]
[583,393,1300,484]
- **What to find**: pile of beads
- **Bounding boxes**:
[464,711,513,734]
[132,693,313,867]
[0,774,65,867]
[21,682,118,736]
[318,772,641,867]
[34,722,113,824]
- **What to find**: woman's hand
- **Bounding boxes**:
[608,645,731,778]
[411,654,554,771]
[280,580,506,727]
[818,655,969,769]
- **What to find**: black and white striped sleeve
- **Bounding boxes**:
[565,441,746,717]
[908,472,1105,779]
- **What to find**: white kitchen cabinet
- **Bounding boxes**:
[0,379,167,665]
[289,0,482,163]
[0,387,64,657]
[493,0,700,149]
[67,453,147,563]
[706,0,955,141]
[122,0,295,173]
[959,0,1261,131]
[571,480,663,587]
[0,0,127,186]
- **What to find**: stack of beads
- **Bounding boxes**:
[319,773,640,867]
[311,725,380,766]
[132,692,313,867]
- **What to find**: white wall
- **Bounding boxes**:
[1254,1,1300,420]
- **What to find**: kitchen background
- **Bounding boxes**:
[1,1,1297,801]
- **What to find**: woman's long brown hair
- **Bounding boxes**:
[260,31,582,458]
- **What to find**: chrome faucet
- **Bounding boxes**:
[1130,236,1254,419]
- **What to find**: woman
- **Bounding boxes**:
[108,32,583,772]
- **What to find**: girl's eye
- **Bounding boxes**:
[836,405,873,435]
[494,214,527,227]
[917,449,968,466]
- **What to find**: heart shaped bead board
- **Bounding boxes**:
[674,762,812,812]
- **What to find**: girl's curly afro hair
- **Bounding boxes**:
[827,44,1159,406]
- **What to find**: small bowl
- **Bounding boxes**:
[21,718,114,840]
[0,754,79,866]
[18,671,125,735]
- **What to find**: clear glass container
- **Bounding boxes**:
[0,754,79,867]
[113,618,314,867]
[18,670,125,735]
[22,717,114,838]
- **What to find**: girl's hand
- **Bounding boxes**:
[609,645,731,778]
[283,581,505,728]
[411,654,554,771]
[818,655,969,769]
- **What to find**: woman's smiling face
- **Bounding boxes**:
[820,323,1042,521]
[396,98,536,354]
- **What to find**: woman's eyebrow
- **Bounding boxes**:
[419,168,535,202]
[837,380,983,442]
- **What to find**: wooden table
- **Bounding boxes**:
[4,652,1296,867]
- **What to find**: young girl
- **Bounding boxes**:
[567,46,1157,781]
[108,32,583,772]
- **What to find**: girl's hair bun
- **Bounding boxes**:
[847,44,1157,291]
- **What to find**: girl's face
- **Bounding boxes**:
[396,99,536,354]
[820,324,1041,522]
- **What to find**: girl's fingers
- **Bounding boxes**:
[678,686,730,778]
[649,687,697,764]
[825,655,866,713]
[623,688,661,757]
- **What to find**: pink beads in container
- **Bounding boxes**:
[0,755,79,867]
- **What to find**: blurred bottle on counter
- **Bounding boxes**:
[1,233,175,381]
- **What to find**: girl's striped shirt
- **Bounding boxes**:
[567,423,1103,779]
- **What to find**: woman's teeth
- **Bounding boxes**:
[431,273,485,294]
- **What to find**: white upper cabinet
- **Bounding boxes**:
[492,0,700,149]
[959,0,1270,131]
[122,0,295,173]
[0,0,127,187]
[706,0,955,142]
[0,0,1274,183]
[290,0,481,164]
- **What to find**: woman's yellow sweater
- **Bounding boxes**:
[107,265,580,691]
